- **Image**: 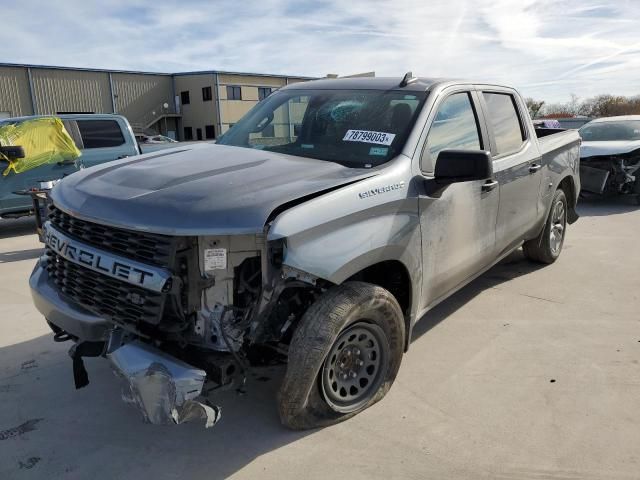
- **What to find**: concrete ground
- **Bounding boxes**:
[0,197,639,480]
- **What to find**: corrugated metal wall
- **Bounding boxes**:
[30,69,112,114]
[112,73,173,124]
[0,67,33,117]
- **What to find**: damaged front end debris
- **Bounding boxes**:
[44,225,323,429]
[108,340,221,428]
[580,150,640,203]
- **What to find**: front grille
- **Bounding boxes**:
[46,249,165,326]
[48,205,176,267]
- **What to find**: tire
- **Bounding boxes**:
[523,189,567,264]
[633,178,640,205]
[278,281,405,430]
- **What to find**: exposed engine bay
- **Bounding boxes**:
[580,150,640,201]
[40,212,330,426]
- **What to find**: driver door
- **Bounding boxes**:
[417,89,500,307]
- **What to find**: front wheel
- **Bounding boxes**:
[278,282,405,430]
[523,189,567,264]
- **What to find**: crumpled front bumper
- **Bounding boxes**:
[108,341,221,428]
[30,261,221,428]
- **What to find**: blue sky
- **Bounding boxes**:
[2,0,639,102]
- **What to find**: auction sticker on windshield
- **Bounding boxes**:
[343,130,396,146]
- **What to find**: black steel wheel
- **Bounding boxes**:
[278,282,405,429]
[320,322,389,413]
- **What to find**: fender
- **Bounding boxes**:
[268,156,423,327]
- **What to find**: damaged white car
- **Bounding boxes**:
[579,116,640,204]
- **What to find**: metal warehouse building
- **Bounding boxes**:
[0,63,314,140]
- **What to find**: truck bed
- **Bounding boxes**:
[537,128,581,156]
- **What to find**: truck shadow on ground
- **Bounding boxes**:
[411,249,545,343]
[0,248,548,479]
[0,247,42,263]
[577,195,639,217]
[0,334,307,479]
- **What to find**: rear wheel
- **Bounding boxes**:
[278,281,404,429]
[523,189,567,264]
[633,178,640,205]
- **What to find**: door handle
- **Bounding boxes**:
[529,163,542,173]
[481,179,499,192]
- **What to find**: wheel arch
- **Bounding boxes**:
[344,259,414,351]
[558,175,579,224]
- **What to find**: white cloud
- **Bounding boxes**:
[1,0,639,102]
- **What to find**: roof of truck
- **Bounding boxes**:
[281,76,447,92]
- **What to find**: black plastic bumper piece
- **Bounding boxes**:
[30,262,111,342]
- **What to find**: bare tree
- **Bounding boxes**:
[525,98,545,119]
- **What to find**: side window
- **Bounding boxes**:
[258,87,272,101]
[422,92,481,171]
[482,92,526,155]
[77,120,125,149]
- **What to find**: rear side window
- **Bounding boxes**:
[482,92,526,155]
[422,92,482,171]
[77,120,125,149]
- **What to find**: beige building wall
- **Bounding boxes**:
[217,73,309,134]
[0,66,33,117]
[174,74,218,140]
[111,73,174,127]
[0,64,313,139]
[30,68,112,115]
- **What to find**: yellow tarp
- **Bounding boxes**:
[0,117,81,176]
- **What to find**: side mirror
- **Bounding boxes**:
[434,150,492,185]
[0,145,25,160]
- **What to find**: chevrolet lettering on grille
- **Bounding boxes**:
[42,221,171,293]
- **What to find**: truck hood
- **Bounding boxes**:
[50,143,375,235]
[580,140,640,158]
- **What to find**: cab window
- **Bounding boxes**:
[421,92,482,172]
[482,92,526,156]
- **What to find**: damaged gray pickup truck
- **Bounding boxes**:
[30,75,581,429]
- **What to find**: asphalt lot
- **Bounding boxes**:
[1,198,639,480]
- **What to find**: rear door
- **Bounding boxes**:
[477,89,542,254]
[76,118,137,169]
[417,88,499,305]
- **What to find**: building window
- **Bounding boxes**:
[202,86,212,102]
[76,120,125,148]
[184,126,193,140]
[226,86,242,100]
[181,91,190,105]
[205,125,216,139]
[258,87,272,101]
